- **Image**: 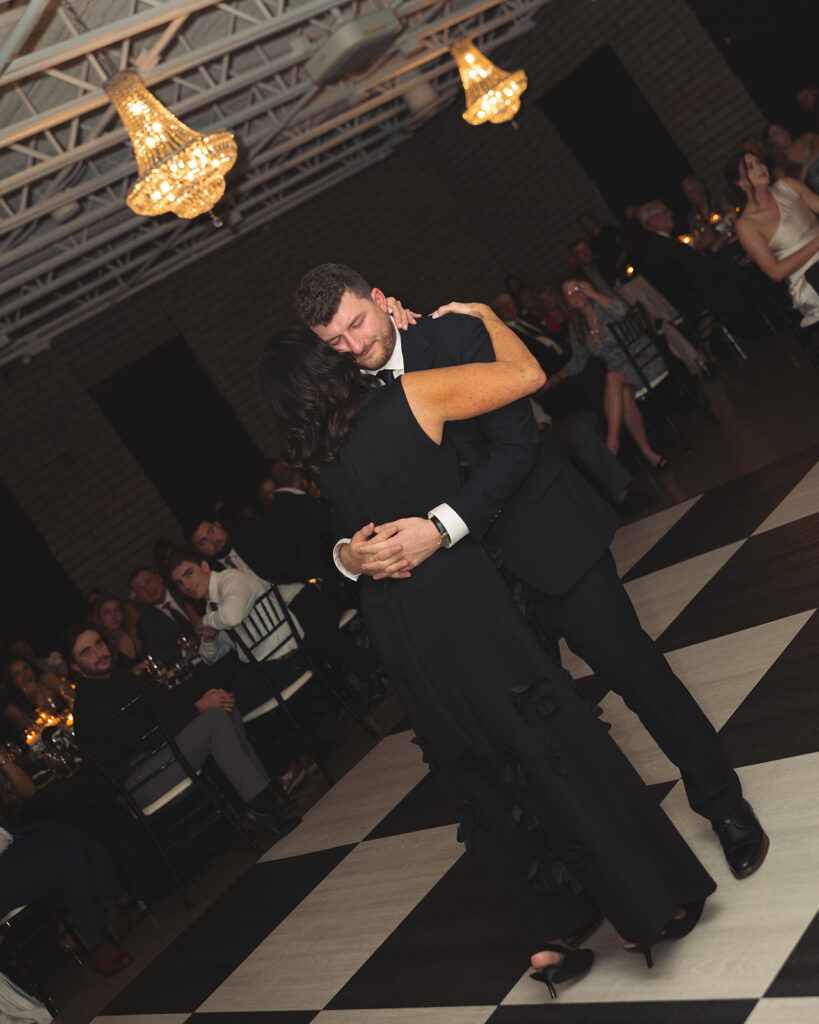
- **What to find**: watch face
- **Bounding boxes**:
[440,532,452,549]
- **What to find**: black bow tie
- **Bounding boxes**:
[376,368,395,385]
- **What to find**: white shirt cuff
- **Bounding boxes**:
[333,538,361,581]
[428,503,469,546]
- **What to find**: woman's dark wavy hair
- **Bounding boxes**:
[258,327,375,471]
[723,151,771,213]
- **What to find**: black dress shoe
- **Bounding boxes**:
[712,800,769,878]
[243,809,302,837]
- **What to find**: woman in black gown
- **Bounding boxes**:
[259,302,715,996]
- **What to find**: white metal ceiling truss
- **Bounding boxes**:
[0,0,549,366]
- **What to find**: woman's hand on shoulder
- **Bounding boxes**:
[430,301,491,321]
[385,297,421,330]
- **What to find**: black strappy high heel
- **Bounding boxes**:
[529,944,594,999]
[622,898,707,967]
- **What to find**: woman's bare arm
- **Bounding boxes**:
[736,210,819,281]
[401,303,545,444]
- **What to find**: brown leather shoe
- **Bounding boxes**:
[107,903,145,944]
[88,940,132,976]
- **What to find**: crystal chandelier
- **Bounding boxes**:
[105,71,237,219]
[450,38,527,126]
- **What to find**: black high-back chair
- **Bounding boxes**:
[610,304,718,453]
[228,583,381,788]
[77,687,260,909]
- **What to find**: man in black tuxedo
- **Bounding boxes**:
[638,200,748,324]
[267,462,334,551]
[294,263,768,882]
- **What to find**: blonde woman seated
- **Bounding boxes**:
[560,280,668,468]
[91,594,144,672]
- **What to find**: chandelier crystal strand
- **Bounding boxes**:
[105,71,237,219]
[450,38,527,126]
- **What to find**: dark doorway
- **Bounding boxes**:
[687,0,815,128]
[0,479,85,652]
[92,338,266,524]
[537,46,692,221]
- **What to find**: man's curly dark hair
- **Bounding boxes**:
[294,263,372,327]
[258,326,376,471]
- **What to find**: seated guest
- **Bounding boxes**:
[66,625,298,834]
[188,512,381,685]
[493,291,570,374]
[578,212,623,283]
[6,655,71,713]
[0,754,141,975]
[726,151,819,327]
[168,549,318,793]
[765,123,819,193]
[681,175,732,242]
[794,85,819,134]
[268,462,334,552]
[7,633,66,678]
[258,476,276,513]
[570,238,616,292]
[561,278,668,467]
[130,566,199,666]
[638,200,750,328]
[91,594,144,671]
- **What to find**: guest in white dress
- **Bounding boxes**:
[727,152,819,326]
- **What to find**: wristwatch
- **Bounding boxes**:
[429,514,452,549]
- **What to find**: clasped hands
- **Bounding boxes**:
[341,518,441,579]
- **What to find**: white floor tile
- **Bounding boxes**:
[754,459,819,534]
[745,998,819,1023]
[600,613,813,785]
[313,1008,496,1023]
[93,1017,190,1024]
[260,730,427,861]
[200,826,463,1012]
[611,497,701,577]
[624,541,743,641]
[502,753,819,1004]
[560,540,744,681]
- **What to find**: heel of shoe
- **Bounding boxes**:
[623,941,654,968]
[530,944,594,999]
[529,968,557,999]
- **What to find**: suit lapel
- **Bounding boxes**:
[400,322,433,372]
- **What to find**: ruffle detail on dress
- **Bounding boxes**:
[526,856,585,896]
[511,680,559,725]
[498,749,529,787]
[510,803,541,832]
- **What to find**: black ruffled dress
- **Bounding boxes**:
[318,381,715,952]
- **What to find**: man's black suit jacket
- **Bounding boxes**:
[400,314,618,595]
[640,231,746,321]
[137,604,188,665]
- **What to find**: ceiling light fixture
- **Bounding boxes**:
[105,70,237,220]
[450,38,527,126]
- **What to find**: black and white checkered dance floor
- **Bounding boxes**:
[94,443,819,1024]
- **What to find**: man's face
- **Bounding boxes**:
[572,241,594,265]
[72,630,112,677]
[646,204,675,234]
[131,570,166,606]
[311,289,396,370]
[796,88,816,113]
[171,560,211,601]
[191,520,230,559]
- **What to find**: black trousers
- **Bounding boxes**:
[525,551,742,822]
[0,820,121,948]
